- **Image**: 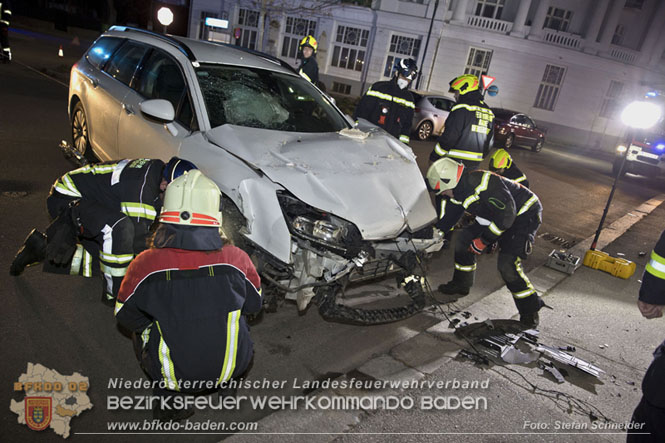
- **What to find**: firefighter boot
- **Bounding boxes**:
[519,296,546,328]
[438,270,473,296]
[10,230,47,276]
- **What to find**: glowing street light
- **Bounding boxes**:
[590,99,663,250]
[157,7,174,33]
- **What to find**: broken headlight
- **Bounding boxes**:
[277,191,363,258]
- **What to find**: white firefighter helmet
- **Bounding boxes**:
[426,158,465,194]
[159,170,222,227]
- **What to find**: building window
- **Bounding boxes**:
[383,34,421,77]
[464,47,492,78]
[534,64,566,111]
[281,17,317,60]
[331,25,369,72]
[332,81,352,95]
[237,8,259,50]
[599,81,624,119]
[624,0,644,9]
[611,24,625,46]
[474,0,505,19]
[544,7,572,32]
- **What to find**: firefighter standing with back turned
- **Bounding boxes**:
[0,0,11,62]
[298,35,319,85]
[429,74,495,233]
[354,58,418,145]
[115,170,262,422]
[426,158,545,327]
[628,229,665,442]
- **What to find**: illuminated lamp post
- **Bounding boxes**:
[590,100,663,250]
[157,7,174,34]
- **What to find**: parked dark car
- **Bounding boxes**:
[411,92,455,141]
[492,108,546,152]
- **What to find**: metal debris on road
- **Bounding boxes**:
[539,360,566,383]
[536,344,604,378]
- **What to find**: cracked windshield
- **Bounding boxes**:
[196,64,348,132]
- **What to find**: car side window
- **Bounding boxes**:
[525,117,535,128]
[136,50,195,129]
[103,42,148,87]
[85,37,123,70]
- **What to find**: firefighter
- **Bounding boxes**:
[9,157,196,305]
[0,0,11,62]
[489,148,529,188]
[115,170,262,421]
[628,229,665,442]
[353,58,418,144]
[426,157,545,327]
[298,35,319,85]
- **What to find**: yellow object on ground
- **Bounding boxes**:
[583,250,636,279]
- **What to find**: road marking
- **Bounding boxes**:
[11,59,69,88]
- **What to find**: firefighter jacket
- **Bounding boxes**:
[354,78,415,144]
[0,1,11,26]
[442,170,541,242]
[51,159,164,235]
[115,240,262,388]
[640,229,665,306]
[299,56,319,84]
[501,162,529,188]
[430,90,494,168]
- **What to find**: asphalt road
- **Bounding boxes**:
[1,43,664,442]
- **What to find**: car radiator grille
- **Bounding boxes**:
[637,155,660,165]
[349,258,397,283]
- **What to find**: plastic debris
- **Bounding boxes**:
[558,345,576,352]
[639,251,647,257]
[539,360,565,383]
[536,344,604,378]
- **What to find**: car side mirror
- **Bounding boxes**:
[140,99,175,123]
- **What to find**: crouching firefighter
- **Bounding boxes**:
[115,170,262,421]
[489,149,529,188]
[426,157,545,327]
[9,157,197,305]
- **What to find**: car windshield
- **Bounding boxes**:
[195,64,349,132]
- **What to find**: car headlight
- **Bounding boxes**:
[616,144,627,153]
[277,191,363,257]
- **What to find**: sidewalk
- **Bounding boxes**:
[227,199,665,442]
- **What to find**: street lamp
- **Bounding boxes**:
[157,6,174,34]
[590,100,663,250]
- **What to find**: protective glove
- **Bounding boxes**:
[469,238,486,255]
[46,222,78,265]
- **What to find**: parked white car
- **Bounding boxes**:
[67,26,443,323]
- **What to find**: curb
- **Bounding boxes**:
[225,194,665,442]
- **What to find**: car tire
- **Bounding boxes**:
[71,102,96,161]
[612,158,626,177]
[532,137,544,153]
[504,134,514,149]
[416,121,434,141]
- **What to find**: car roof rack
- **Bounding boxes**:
[108,25,197,62]
[208,41,298,75]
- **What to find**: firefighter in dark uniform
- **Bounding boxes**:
[116,170,262,421]
[489,148,529,188]
[0,0,11,62]
[10,157,196,305]
[429,74,495,234]
[354,58,418,145]
[628,229,665,442]
[427,158,545,327]
[298,35,319,85]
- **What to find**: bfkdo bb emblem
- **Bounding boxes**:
[25,397,52,431]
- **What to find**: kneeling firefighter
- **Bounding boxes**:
[427,158,545,327]
[489,149,529,188]
[115,170,262,421]
[10,157,196,304]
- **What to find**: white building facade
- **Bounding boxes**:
[187,0,665,147]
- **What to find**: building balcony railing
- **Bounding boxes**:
[608,45,639,64]
[466,15,513,34]
[542,29,581,49]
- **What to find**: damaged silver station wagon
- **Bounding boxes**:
[66,27,444,324]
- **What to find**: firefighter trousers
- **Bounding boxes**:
[450,214,542,315]
[0,23,9,59]
[628,339,665,442]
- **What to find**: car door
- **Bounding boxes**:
[90,41,148,159]
[118,48,198,161]
[512,114,530,145]
[523,116,538,144]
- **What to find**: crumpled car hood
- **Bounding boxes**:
[207,125,436,240]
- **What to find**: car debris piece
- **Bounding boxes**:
[539,360,566,383]
[459,349,489,365]
[639,251,647,257]
[536,344,604,378]
[501,345,540,364]
[558,345,576,352]
[461,311,472,319]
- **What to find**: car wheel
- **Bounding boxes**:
[532,137,544,152]
[504,134,514,148]
[71,102,96,161]
[417,121,434,141]
[612,158,626,177]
